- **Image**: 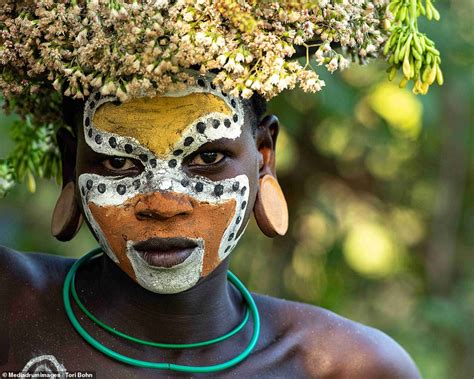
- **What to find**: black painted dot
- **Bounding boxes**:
[109,137,117,148]
[222,91,227,97]
[196,122,206,134]
[231,99,237,108]
[181,178,190,187]
[184,137,194,146]
[89,101,95,109]
[224,119,231,128]
[197,78,206,87]
[210,83,216,90]
[139,154,148,162]
[98,183,106,193]
[232,182,240,191]
[195,182,204,192]
[88,129,93,138]
[94,92,101,101]
[95,134,103,144]
[233,114,238,122]
[146,171,154,180]
[228,233,234,241]
[214,184,224,197]
[241,201,247,209]
[225,246,230,253]
[117,184,126,195]
[241,186,247,195]
[173,149,183,156]
[86,180,93,190]
[133,179,141,190]
[236,216,242,224]
[149,159,157,168]
[168,159,177,168]
[212,119,220,129]
[81,186,85,196]
[124,144,133,154]
[85,117,90,127]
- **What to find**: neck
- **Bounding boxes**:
[76,253,246,344]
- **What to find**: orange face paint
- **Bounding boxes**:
[88,192,236,281]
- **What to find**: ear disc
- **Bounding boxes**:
[253,175,288,237]
[51,182,83,241]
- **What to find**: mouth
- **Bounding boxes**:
[133,237,198,268]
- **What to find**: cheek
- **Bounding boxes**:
[191,199,237,276]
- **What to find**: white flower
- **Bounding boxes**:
[217,55,228,66]
[277,77,290,91]
[215,37,225,47]
[314,50,325,65]
[153,0,169,9]
[235,53,245,63]
[321,42,332,53]
[294,36,304,45]
[338,56,350,70]
[116,87,128,102]
[242,88,253,98]
[248,80,260,90]
[366,44,377,54]
[327,57,338,73]
[224,58,237,71]
[132,60,141,71]
[183,12,194,22]
[110,9,119,19]
[269,74,280,85]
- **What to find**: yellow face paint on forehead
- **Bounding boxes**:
[93,93,232,157]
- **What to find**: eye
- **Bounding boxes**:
[189,152,225,166]
[102,157,136,171]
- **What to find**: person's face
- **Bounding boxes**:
[75,81,261,294]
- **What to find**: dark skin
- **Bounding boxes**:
[0,107,421,378]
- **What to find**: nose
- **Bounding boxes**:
[134,191,193,221]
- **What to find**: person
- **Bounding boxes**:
[0,0,441,376]
[0,79,421,377]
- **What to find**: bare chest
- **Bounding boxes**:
[3,310,311,378]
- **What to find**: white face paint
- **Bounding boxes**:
[78,78,250,294]
[22,355,67,378]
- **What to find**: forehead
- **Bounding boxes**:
[92,93,234,157]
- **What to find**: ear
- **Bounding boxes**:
[255,115,279,177]
[253,115,289,237]
[51,128,83,241]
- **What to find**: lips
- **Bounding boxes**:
[133,237,198,268]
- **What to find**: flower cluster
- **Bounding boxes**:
[0,0,440,195]
[1,0,388,116]
[383,0,443,93]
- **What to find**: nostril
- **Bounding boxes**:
[136,210,155,220]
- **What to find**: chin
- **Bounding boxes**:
[125,240,205,294]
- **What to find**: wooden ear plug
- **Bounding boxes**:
[51,182,83,241]
[254,175,288,237]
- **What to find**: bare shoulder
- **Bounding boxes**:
[0,245,74,293]
[253,294,421,378]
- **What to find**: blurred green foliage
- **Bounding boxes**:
[0,1,472,378]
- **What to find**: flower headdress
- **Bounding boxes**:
[0,0,442,196]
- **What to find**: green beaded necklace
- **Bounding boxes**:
[63,248,261,373]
